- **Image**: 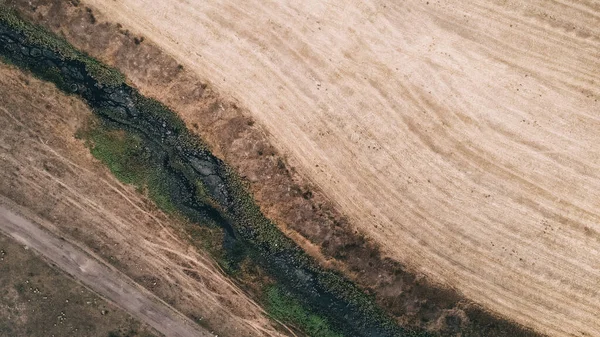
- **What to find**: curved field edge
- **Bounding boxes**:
[0,9,423,337]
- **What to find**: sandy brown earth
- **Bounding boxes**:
[0,200,208,337]
[0,64,289,337]
[31,1,600,336]
[0,222,158,337]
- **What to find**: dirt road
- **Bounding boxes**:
[0,202,213,337]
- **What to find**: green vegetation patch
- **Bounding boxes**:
[81,121,177,214]
[266,286,343,337]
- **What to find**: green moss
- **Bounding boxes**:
[0,54,13,66]
[82,121,177,214]
[37,66,70,92]
[266,286,343,337]
[86,128,142,184]
[146,180,178,215]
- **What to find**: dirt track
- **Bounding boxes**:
[0,201,212,337]
[70,1,600,336]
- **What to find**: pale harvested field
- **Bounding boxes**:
[65,0,600,336]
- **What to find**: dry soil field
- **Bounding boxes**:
[61,1,600,336]
[0,226,158,337]
[0,201,209,337]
